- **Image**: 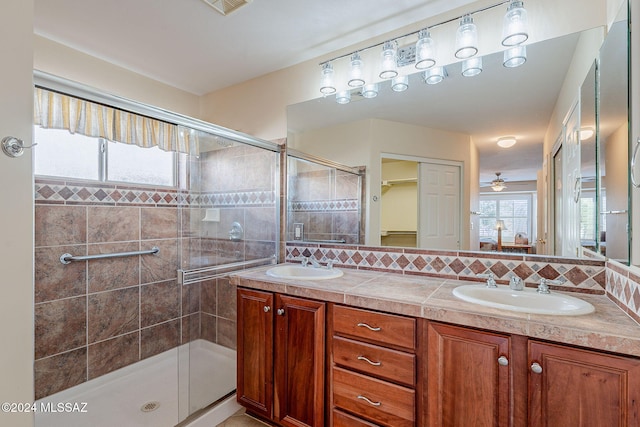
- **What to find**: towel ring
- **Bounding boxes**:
[631,137,640,189]
[2,136,37,158]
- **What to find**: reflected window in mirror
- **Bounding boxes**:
[479,194,534,251]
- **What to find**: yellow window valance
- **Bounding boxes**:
[33,88,198,154]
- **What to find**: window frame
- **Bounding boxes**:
[479,192,534,243]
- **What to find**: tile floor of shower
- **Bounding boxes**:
[35,339,244,427]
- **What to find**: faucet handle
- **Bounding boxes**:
[509,275,523,291]
[477,272,497,288]
[537,278,562,294]
[326,259,335,269]
[301,256,309,267]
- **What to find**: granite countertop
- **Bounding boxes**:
[230,264,640,358]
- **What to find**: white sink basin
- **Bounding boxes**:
[452,284,595,316]
[266,264,343,280]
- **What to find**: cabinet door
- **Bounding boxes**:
[426,322,511,427]
[237,288,274,418]
[274,294,325,427]
[529,341,640,427]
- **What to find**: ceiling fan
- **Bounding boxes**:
[490,172,507,192]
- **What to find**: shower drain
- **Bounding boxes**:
[140,401,160,413]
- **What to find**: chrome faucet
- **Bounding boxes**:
[537,278,562,294]
[509,275,524,291]
[477,272,497,288]
[301,256,321,268]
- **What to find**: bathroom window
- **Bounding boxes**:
[34,127,176,186]
[479,194,533,242]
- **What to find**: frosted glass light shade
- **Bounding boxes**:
[391,75,409,92]
[415,29,436,69]
[462,57,482,77]
[361,83,379,98]
[336,90,351,104]
[503,45,527,68]
[379,41,398,79]
[423,66,445,85]
[455,15,478,59]
[348,52,365,87]
[502,0,529,46]
[319,63,336,95]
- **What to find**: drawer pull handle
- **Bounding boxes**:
[357,356,381,366]
[357,322,381,332]
[357,395,381,407]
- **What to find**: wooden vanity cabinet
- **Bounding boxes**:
[330,304,417,427]
[423,321,512,427]
[237,288,325,427]
[528,340,640,427]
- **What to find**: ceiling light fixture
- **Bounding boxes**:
[497,136,517,148]
[491,172,507,192]
[200,0,252,16]
[501,0,529,46]
[319,0,528,103]
[579,127,594,140]
[455,15,479,59]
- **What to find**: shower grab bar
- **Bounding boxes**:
[178,255,276,285]
[60,247,159,265]
[303,238,347,244]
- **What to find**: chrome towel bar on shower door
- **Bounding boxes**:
[59,247,160,265]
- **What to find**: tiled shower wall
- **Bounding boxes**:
[287,164,364,244]
[33,144,277,400]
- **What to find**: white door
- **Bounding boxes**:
[563,101,582,257]
[418,162,461,249]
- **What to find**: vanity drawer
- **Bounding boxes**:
[333,409,380,427]
[332,367,415,427]
[333,336,415,386]
[333,305,416,350]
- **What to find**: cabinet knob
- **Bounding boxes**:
[263,306,271,313]
[497,356,509,366]
[531,362,543,374]
[277,308,285,316]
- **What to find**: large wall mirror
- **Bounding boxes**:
[286,1,631,262]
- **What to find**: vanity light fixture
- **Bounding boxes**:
[462,57,483,77]
[503,45,527,67]
[348,53,365,88]
[501,0,529,46]
[391,75,409,92]
[455,15,479,59]
[336,90,351,104]
[320,0,529,98]
[423,66,446,85]
[415,29,436,70]
[380,41,399,79]
[319,63,336,95]
[497,136,517,148]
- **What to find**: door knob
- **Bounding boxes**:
[263,306,271,313]
[531,362,543,374]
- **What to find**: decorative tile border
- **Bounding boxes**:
[35,178,276,208]
[285,243,607,294]
[290,199,359,212]
[606,260,640,324]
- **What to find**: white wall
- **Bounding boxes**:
[0,1,34,426]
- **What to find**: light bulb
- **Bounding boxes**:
[379,41,398,79]
[455,15,478,59]
[319,63,336,95]
[503,45,527,68]
[415,29,436,70]
[462,57,482,77]
[502,0,529,46]
[348,52,365,87]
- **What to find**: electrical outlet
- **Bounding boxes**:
[293,223,304,240]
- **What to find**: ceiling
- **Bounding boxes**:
[34,0,478,95]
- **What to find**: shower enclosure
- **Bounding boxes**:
[32,74,280,427]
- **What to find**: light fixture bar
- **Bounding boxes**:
[318,0,510,67]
